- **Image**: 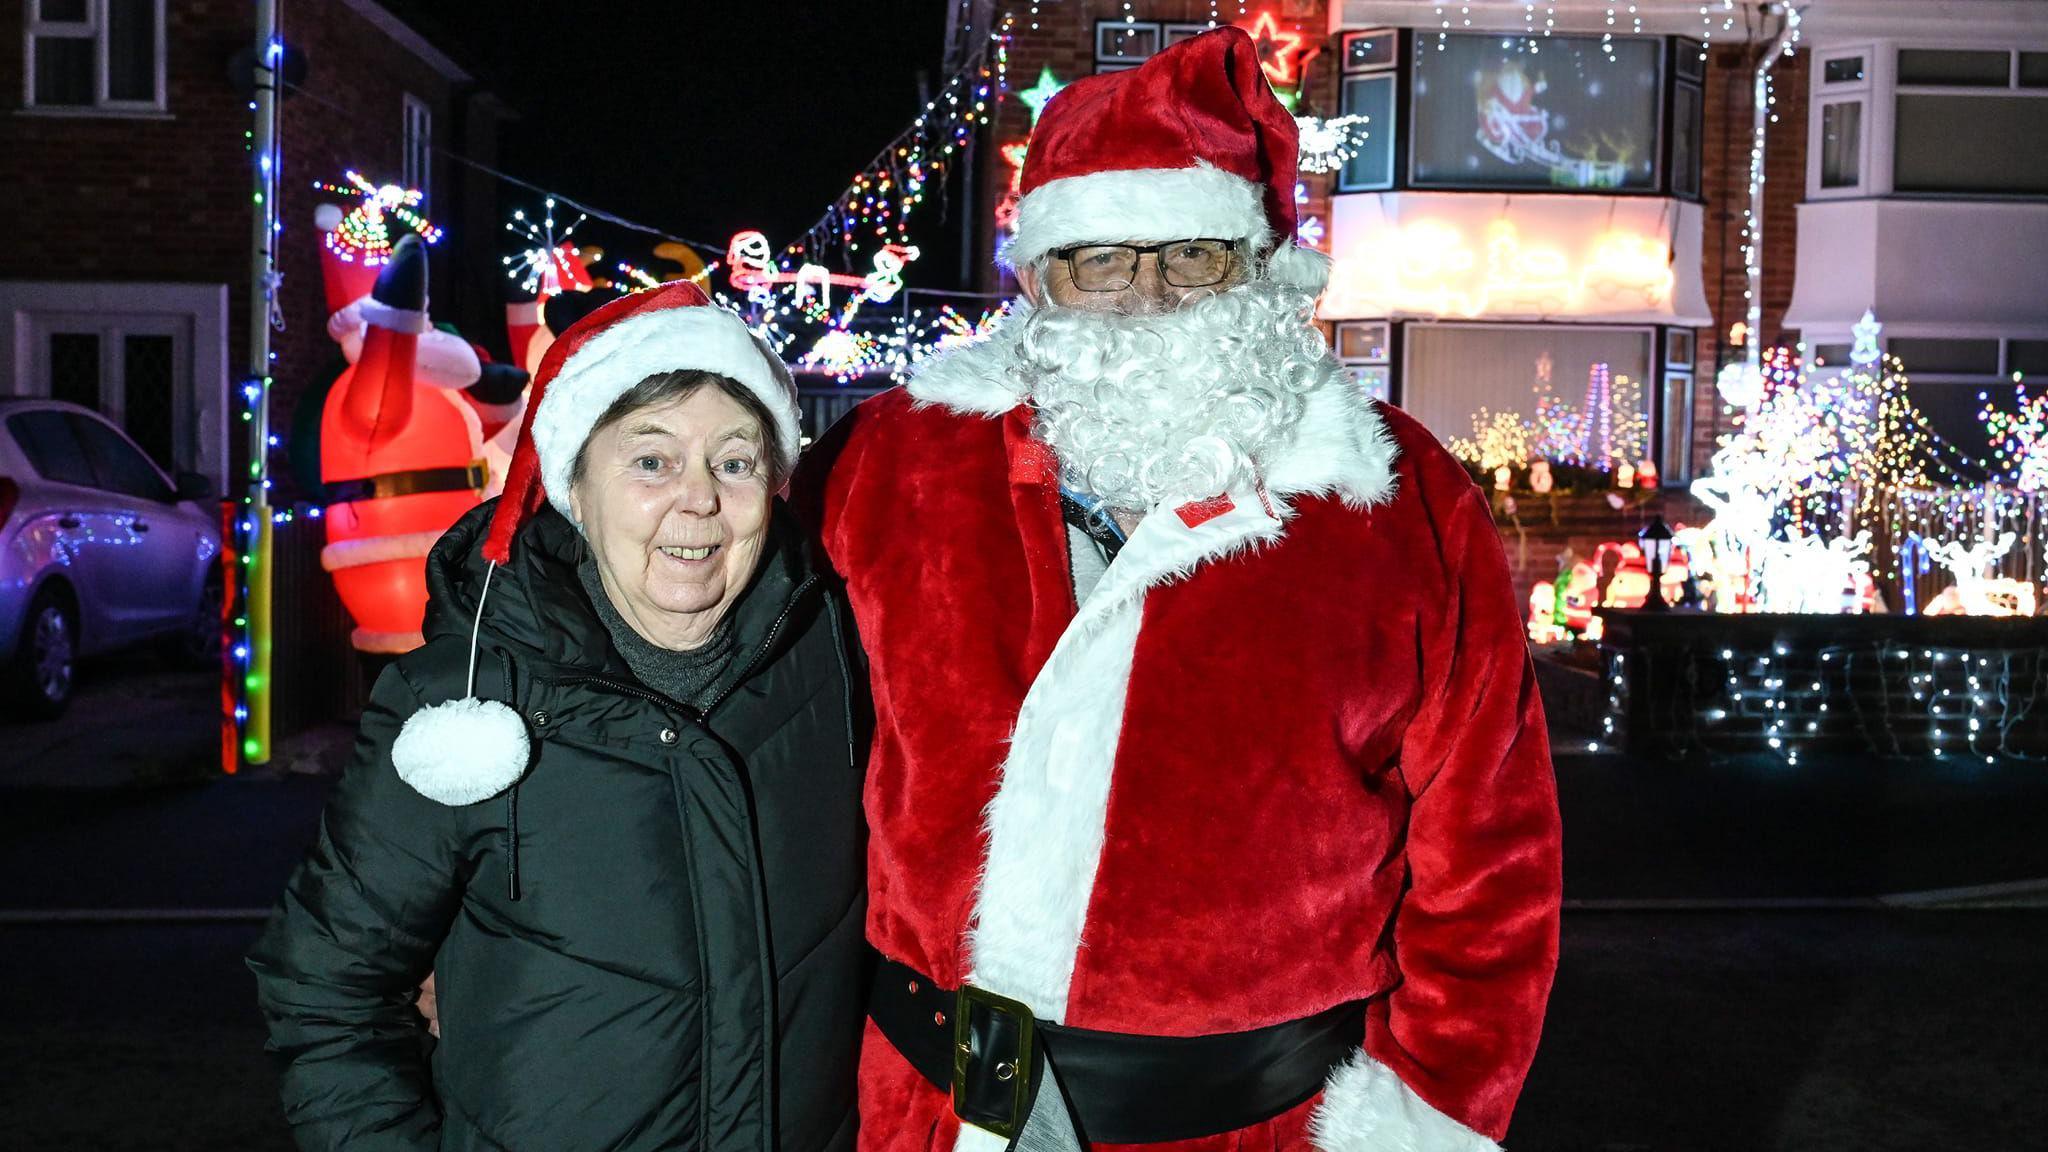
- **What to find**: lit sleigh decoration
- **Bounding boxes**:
[1474,58,1634,189]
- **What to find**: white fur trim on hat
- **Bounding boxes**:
[530,305,800,518]
[1004,161,1272,270]
[1267,242,1332,295]
[392,696,530,805]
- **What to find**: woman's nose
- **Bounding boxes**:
[674,463,720,514]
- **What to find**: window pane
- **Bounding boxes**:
[1097,23,1159,61]
[122,334,176,471]
[71,414,172,502]
[1672,84,1702,197]
[1895,95,2048,194]
[1336,322,1389,363]
[1337,74,1395,191]
[1887,337,2001,375]
[2008,340,2048,378]
[1820,101,1862,188]
[1810,343,1853,368]
[49,332,101,410]
[1661,373,1693,483]
[1897,49,2010,87]
[1344,31,1395,72]
[6,411,96,487]
[2021,53,2048,89]
[1823,56,1865,84]
[106,0,157,102]
[1401,325,1654,463]
[1411,34,1661,191]
[37,0,88,22]
[33,35,94,106]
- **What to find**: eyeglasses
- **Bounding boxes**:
[1052,238,1239,292]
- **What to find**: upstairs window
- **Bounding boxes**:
[1893,47,2048,196]
[24,0,165,113]
[403,95,432,204]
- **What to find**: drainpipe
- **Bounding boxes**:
[1744,2,1805,384]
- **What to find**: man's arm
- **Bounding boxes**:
[247,663,468,1151]
[1313,481,1563,1152]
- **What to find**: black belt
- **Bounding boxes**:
[868,954,1362,1145]
[326,461,487,505]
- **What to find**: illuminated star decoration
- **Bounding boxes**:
[1850,308,1884,367]
[1241,11,1306,86]
[1296,216,1325,246]
[1016,67,1066,128]
[315,171,442,265]
[502,197,589,296]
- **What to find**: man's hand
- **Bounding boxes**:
[415,973,439,1038]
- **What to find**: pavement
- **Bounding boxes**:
[2,664,2046,1148]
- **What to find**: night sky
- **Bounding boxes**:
[377,0,964,281]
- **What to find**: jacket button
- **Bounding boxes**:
[659,728,679,745]
[531,710,549,727]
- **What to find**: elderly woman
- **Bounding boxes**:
[249,283,865,1152]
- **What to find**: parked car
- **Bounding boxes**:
[0,399,221,719]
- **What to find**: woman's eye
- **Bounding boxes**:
[719,458,756,478]
[634,455,663,472]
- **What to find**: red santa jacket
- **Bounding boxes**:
[795,366,1561,1152]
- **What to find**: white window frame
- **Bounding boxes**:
[21,0,167,116]
[402,94,432,203]
[1094,18,1162,73]
[0,281,228,488]
[1810,40,2048,200]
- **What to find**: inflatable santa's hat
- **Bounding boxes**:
[1003,25,1329,292]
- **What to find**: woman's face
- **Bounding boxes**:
[568,386,773,651]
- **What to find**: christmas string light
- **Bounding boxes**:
[313,171,441,266]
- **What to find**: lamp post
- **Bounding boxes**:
[1639,515,1673,612]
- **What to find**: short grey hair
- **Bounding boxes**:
[568,370,791,491]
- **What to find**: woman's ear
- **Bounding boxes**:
[566,482,585,527]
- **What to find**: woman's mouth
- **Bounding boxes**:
[658,544,719,562]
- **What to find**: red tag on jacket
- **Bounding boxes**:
[1175,494,1236,528]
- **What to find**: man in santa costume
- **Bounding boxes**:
[797,26,1560,1152]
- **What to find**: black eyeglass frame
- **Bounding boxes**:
[1049,238,1243,291]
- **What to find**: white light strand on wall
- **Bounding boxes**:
[1743,5,1803,386]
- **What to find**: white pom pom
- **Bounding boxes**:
[314,202,344,233]
[391,698,530,805]
[1267,243,1332,295]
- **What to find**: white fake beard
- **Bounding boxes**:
[1004,280,1340,513]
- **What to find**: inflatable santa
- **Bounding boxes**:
[317,233,486,653]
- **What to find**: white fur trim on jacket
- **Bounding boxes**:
[1308,1050,1500,1152]
[964,494,1288,1018]
[530,305,800,517]
[392,696,530,805]
[1005,162,1273,270]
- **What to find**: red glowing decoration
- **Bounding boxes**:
[1239,11,1306,86]
[318,235,485,654]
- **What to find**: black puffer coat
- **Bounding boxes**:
[248,499,867,1152]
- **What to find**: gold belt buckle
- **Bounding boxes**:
[951,983,1037,1140]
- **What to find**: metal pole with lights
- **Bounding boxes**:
[241,0,282,766]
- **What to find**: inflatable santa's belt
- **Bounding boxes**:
[866,954,1362,1144]
[325,460,488,505]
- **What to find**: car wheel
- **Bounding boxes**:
[7,587,78,720]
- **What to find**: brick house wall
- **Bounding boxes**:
[1693,41,1809,477]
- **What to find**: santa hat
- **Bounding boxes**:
[1004,25,1329,293]
[483,278,800,565]
[391,279,798,807]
